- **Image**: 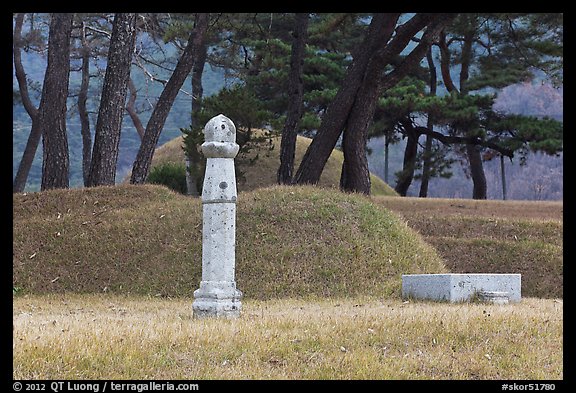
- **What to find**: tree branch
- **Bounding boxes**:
[473,37,492,54]
[438,29,459,94]
[379,14,456,92]
[126,79,146,139]
[413,126,514,157]
[133,53,194,98]
[13,13,38,119]
[85,24,112,38]
[505,15,545,74]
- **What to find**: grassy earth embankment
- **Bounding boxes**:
[13,185,442,298]
[376,196,563,299]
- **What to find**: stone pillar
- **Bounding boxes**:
[192,114,242,318]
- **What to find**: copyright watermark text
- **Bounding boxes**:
[13,382,199,393]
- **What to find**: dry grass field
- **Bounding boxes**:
[13,294,562,380]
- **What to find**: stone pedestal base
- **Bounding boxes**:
[192,280,242,318]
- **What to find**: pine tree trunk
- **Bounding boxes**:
[500,154,507,200]
[191,42,207,125]
[384,133,390,184]
[13,121,41,193]
[419,135,433,197]
[131,13,209,185]
[294,13,400,185]
[87,13,137,187]
[460,28,488,199]
[440,20,488,199]
[278,13,308,185]
[466,143,487,199]
[185,158,199,197]
[340,123,371,194]
[419,47,437,198]
[40,13,74,191]
[78,21,92,186]
[126,79,146,139]
[394,124,419,197]
[439,29,459,94]
[186,40,208,197]
[339,72,380,194]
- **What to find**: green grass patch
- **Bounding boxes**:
[146,162,188,194]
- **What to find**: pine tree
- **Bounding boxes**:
[433,13,562,199]
[375,78,562,197]
[293,13,456,195]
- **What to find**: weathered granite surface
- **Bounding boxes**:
[402,273,521,303]
[193,115,242,318]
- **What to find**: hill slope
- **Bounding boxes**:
[13,184,441,299]
[376,196,563,298]
[147,134,398,196]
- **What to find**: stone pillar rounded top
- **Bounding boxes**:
[201,114,239,203]
[202,114,239,158]
[204,114,236,143]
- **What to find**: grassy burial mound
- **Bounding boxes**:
[148,134,398,196]
[375,196,563,299]
[13,184,445,299]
